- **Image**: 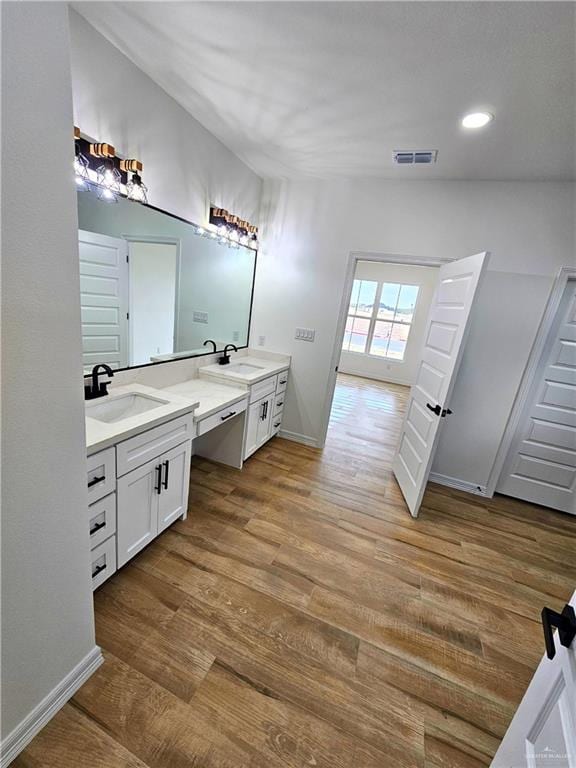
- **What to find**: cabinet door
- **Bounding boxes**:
[244,399,264,459]
[157,440,192,534]
[257,395,274,447]
[117,458,161,567]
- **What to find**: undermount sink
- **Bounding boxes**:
[86,393,169,423]
[224,363,264,374]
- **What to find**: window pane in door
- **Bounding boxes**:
[387,323,410,360]
[378,283,401,320]
[395,284,419,324]
[349,316,370,353]
[355,280,378,317]
[370,321,393,356]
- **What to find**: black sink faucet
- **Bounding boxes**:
[85,364,114,400]
[218,344,238,366]
[203,339,217,353]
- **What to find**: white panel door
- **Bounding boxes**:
[79,229,129,372]
[497,281,576,514]
[393,252,488,517]
[117,457,160,567]
[157,440,192,534]
[491,591,576,768]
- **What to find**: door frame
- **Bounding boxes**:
[486,266,576,497]
[318,250,450,449]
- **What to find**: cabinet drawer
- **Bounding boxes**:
[249,375,277,403]
[116,414,195,477]
[273,392,285,416]
[88,493,116,550]
[276,371,289,394]
[271,413,283,435]
[197,398,247,437]
[86,447,115,504]
[91,535,116,590]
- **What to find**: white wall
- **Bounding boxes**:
[252,179,575,490]
[339,261,438,386]
[1,1,98,751]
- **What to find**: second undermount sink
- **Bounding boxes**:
[225,363,265,374]
[86,392,169,423]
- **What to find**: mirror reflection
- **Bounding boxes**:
[77,193,257,371]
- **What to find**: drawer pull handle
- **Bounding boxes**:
[90,520,106,536]
[155,464,162,494]
[162,460,169,490]
[88,475,105,488]
[92,562,107,578]
[221,411,237,421]
[274,421,281,428]
[276,400,283,407]
[279,379,287,385]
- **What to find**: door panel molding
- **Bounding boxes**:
[488,267,576,498]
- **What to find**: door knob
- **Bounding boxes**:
[541,604,576,659]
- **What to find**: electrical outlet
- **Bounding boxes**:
[258,335,266,346]
[295,328,315,342]
[193,311,208,324]
[232,330,239,342]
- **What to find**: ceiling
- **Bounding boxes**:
[73,2,575,181]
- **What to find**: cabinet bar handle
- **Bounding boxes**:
[279,379,287,385]
[162,460,169,490]
[89,520,106,536]
[221,411,237,421]
[155,464,162,494]
[88,475,105,488]
[92,562,107,578]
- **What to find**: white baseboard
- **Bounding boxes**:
[428,472,490,497]
[1,646,103,767]
[278,429,319,448]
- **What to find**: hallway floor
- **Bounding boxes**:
[16,375,576,767]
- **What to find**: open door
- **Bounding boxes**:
[491,590,576,767]
[392,251,488,517]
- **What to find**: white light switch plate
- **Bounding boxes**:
[295,328,315,342]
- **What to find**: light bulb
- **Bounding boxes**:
[96,160,121,202]
[126,172,148,204]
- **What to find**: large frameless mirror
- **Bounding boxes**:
[77,193,257,372]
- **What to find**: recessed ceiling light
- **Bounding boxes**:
[462,111,494,129]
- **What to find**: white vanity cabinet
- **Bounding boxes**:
[117,439,191,567]
[86,412,194,588]
[244,370,288,460]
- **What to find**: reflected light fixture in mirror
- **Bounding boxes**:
[96,158,121,203]
[73,127,90,189]
[126,172,148,204]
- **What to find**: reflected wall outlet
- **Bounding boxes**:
[232,330,239,342]
[193,311,208,324]
[295,328,315,342]
[258,335,266,346]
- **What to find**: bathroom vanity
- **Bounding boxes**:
[85,352,290,590]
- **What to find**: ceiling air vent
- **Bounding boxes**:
[393,150,438,165]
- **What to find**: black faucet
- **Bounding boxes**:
[203,339,217,353]
[84,364,114,400]
[218,344,238,365]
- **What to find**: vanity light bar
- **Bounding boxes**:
[73,129,149,206]
[208,206,259,250]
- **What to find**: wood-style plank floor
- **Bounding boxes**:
[15,374,576,767]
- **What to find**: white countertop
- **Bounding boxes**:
[86,383,199,455]
[199,355,290,386]
[86,379,250,455]
[161,378,248,420]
